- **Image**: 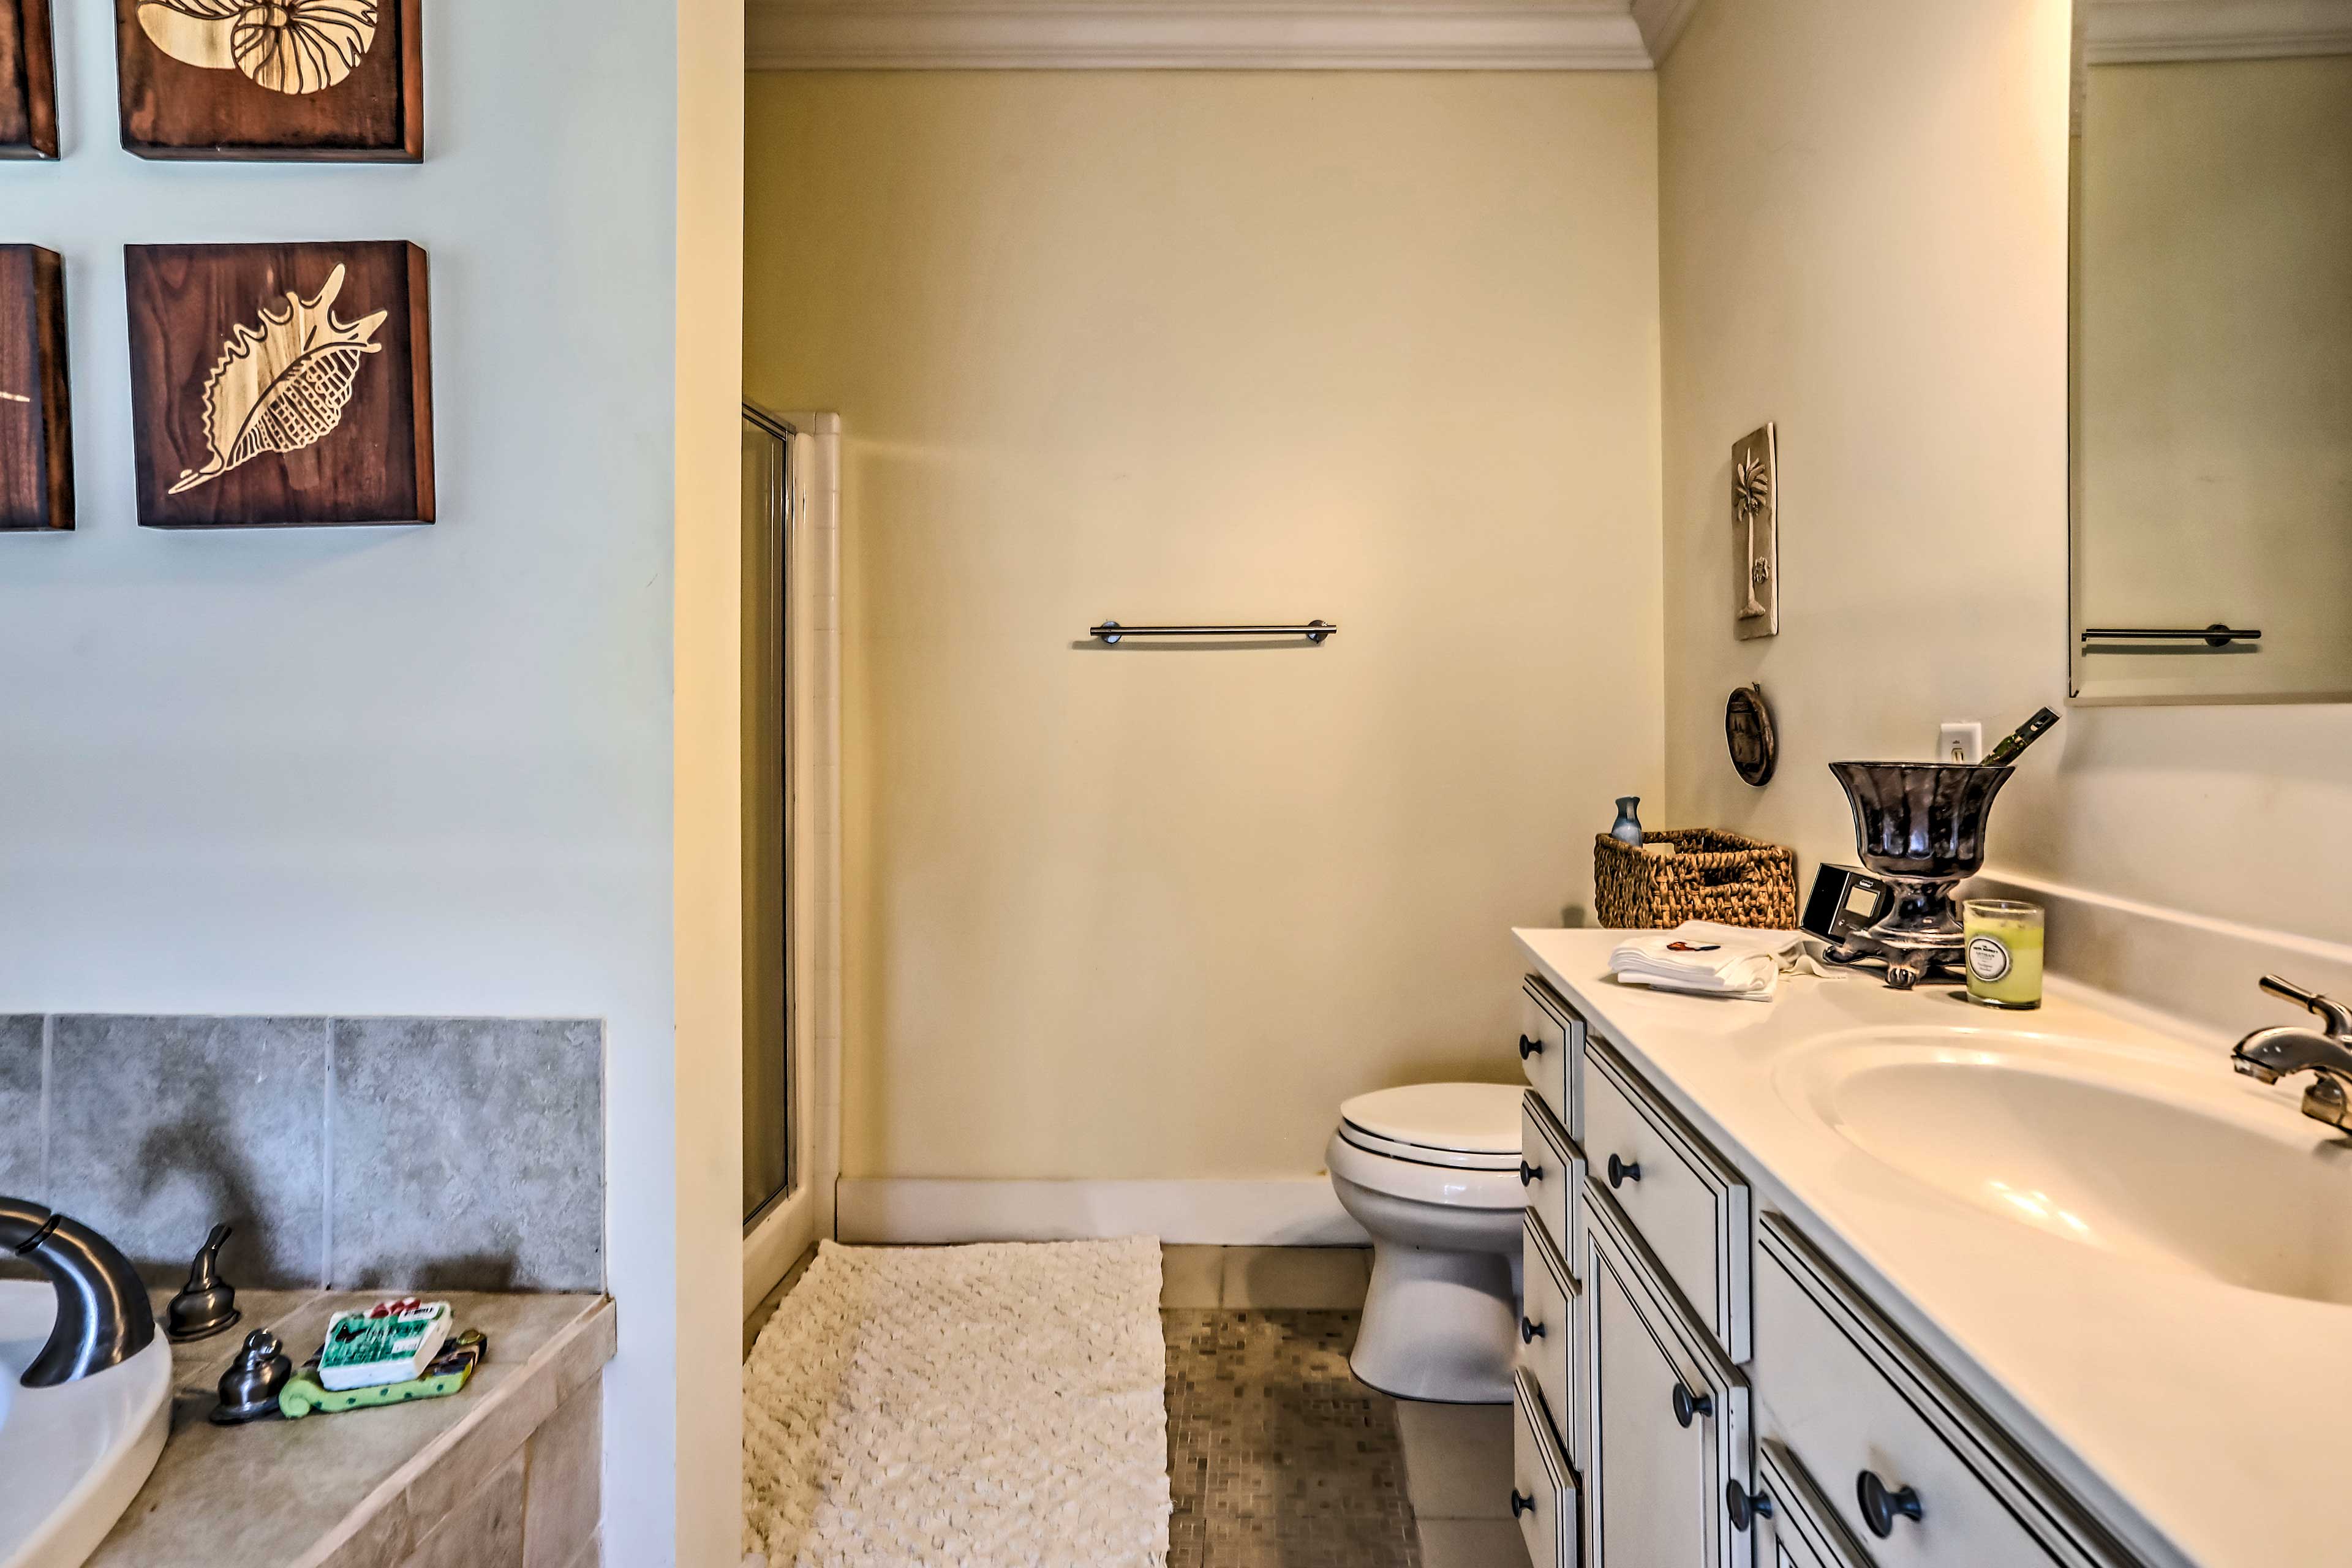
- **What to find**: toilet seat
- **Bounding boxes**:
[1338,1082,1522,1171]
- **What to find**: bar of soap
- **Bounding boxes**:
[317,1298,454,1391]
[281,1330,486,1419]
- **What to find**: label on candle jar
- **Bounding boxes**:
[1967,935,2013,983]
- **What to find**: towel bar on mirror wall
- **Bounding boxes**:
[2079,625,2261,648]
[1089,620,1336,645]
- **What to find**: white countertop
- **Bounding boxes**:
[1515,927,2352,1568]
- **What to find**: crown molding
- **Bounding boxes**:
[747,0,1658,71]
[2086,0,2352,62]
[1629,0,1704,64]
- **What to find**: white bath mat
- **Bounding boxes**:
[743,1236,1170,1568]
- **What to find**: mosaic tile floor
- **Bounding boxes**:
[1163,1308,1423,1568]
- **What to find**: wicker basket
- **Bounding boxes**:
[1593,828,1798,931]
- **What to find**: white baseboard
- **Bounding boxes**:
[835,1177,1371,1246]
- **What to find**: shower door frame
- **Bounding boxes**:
[742,409,843,1316]
[743,402,798,1229]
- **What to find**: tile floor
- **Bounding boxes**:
[744,1243,1531,1567]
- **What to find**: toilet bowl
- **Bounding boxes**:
[1327,1082,1526,1404]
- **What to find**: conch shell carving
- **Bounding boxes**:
[170,263,386,496]
[137,0,377,97]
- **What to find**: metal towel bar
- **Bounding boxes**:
[1090,620,1335,645]
[2080,625,2261,647]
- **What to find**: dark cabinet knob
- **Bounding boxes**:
[1671,1381,1713,1427]
[1726,1478,1773,1531]
[1520,1316,1545,1344]
[1607,1153,1642,1188]
[1519,1160,1543,1187]
[1856,1470,1923,1538]
[1519,1034,1545,1060]
[1511,1490,1536,1519]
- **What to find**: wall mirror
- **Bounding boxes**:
[2070,1,2352,704]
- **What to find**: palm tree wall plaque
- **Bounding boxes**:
[1732,423,1779,638]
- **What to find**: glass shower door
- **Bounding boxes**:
[742,406,794,1223]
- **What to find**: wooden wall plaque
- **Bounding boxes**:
[1,246,72,531]
[126,242,434,528]
[1,0,59,159]
[115,0,421,161]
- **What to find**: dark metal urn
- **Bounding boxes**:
[1823,761,2016,989]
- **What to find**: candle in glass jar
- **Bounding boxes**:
[1963,900,2043,1009]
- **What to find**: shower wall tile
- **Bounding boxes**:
[0,1017,42,1193]
[48,1015,329,1287]
[331,1019,605,1292]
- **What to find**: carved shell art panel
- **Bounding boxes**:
[170,263,386,494]
[137,0,377,95]
[125,242,434,528]
[115,0,420,159]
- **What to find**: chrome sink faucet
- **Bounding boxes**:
[0,1197,157,1387]
[2231,976,2352,1133]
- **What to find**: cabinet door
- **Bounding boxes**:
[1581,1196,1751,1568]
[1749,1439,1874,1568]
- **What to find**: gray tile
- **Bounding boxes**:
[1416,1519,1530,1568]
[48,1016,328,1287]
[332,1020,603,1292]
[0,1016,41,1193]
[1219,1246,1372,1310]
[1396,1401,1516,1520]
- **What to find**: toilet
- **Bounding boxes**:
[1326,1082,1526,1403]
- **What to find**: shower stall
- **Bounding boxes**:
[742,403,796,1224]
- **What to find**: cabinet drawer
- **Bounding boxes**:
[1520,1212,1580,1466]
[1520,1091,1584,1265]
[1513,1367,1581,1568]
[1757,1216,2136,1568]
[1749,1439,1873,1568]
[1583,1038,1752,1362]
[1519,976,1582,1141]
[1580,1196,1750,1568]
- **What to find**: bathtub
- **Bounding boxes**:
[0,1282,169,1568]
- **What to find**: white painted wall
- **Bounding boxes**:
[1657,0,2352,963]
[0,3,736,1560]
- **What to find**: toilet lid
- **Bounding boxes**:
[1338,1083,1522,1171]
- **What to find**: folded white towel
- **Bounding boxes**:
[1608,921,1817,1002]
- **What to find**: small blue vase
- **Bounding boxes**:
[1610,797,1644,846]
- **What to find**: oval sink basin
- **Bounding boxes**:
[0,1283,170,1568]
[1777,1028,2352,1307]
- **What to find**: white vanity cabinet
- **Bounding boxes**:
[1520,975,1583,1140]
[1583,1037,1751,1363]
[1755,1218,2134,1568]
[1746,1440,1874,1568]
[1519,1212,1580,1463]
[1507,956,2149,1568]
[1513,1368,1581,1568]
[1579,1194,1751,1568]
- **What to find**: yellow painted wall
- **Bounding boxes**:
[746,72,1663,1180]
[1659,1,2352,948]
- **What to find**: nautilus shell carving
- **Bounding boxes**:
[169,264,386,496]
[137,0,378,96]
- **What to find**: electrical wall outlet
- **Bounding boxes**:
[1939,722,1984,764]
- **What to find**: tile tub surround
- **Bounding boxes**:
[97,1289,614,1568]
[0,1016,39,1192]
[1,1016,605,1291]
